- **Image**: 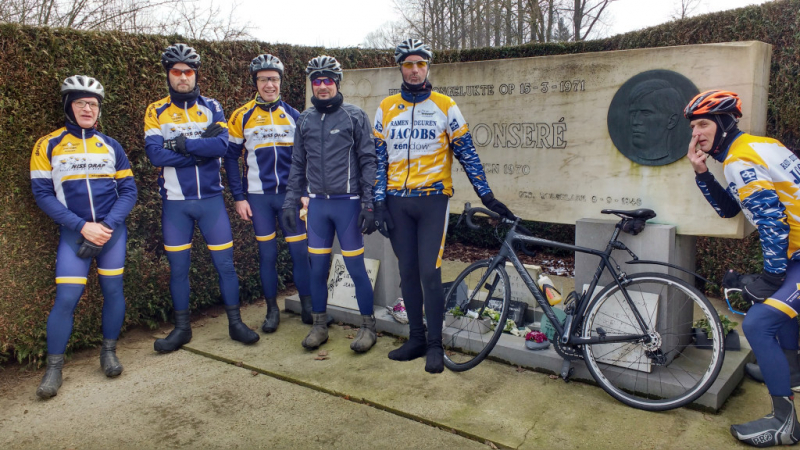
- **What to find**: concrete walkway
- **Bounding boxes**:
[0,294,769,449]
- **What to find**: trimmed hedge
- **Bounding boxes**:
[2,0,798,365]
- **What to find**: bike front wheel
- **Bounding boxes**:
[443,259,511,372]
[581,273,724,411]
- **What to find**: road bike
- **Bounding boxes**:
[442,204,725,411]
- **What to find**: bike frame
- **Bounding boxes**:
[480,224,654,347]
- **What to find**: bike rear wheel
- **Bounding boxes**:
[442,259,511,372]
[581,273,724,411]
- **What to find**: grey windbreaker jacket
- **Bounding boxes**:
[283,102,377,209]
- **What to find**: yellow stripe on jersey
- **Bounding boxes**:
[285,234,307,243]
[165,243,192,252]
[98,267,124,276]
[341,248,364,257]
[256,232,277,242]
[56,277,87,285]
[764,298,798,318]
[208,241,233,251]
[309,247,332,255]
[115,169,134,179]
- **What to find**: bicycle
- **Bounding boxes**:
[442,204,725,411]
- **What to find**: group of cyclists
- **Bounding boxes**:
[28,37,800,447]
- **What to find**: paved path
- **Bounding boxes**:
[0,297,768,449]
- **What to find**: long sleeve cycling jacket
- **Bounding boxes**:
[144,95,229,200]
[31,121,138,232]
[224,98,300,201]
[283,102,377,209]
[696,131,800,275]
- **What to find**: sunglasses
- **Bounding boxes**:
[400,60,429,69]
[311,78,336,86]
[169,68,196,77]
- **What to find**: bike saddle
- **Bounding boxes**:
[600,208,656,220]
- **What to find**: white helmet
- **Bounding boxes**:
[61,75,105,100]
[305,55,343,83]
[394,39,433,64]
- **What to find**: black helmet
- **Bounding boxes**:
[394,39,433,64]
[306,55,343,83]
[161,43,201,71]
[250,54,284,78]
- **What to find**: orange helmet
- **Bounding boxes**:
[683,90,742,119]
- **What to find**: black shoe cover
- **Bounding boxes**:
[261,297,280,333]
[731,395,800,447]
[154,310,192,353]
[226,304,259,345]
[388,339,427,361]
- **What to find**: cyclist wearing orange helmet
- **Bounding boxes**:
[686,89,800,447]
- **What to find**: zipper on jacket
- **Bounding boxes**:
[270,108,280,194]
[186,102,202,199]
[402,95,418,191]
[320,112,327,194]
[82,129,97,222]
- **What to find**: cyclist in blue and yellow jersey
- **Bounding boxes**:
[686,90,800,447]
[281,55,378,352]
[373,39,514,374]
[144,43,259,353]
[31,75,137,399]
[224,54,322,333]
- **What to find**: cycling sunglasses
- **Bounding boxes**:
[169,68,196,77]
[400,60,429,69]
[311,78,336,86]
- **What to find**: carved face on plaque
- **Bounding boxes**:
[607,70,698,166]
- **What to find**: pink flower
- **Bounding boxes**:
[525,331,547,343]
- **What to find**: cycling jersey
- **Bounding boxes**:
[373,89,491,201]
[30,121,137,232]
[144,95,228,200]
[696,132,800,275]
[224,98,300,199]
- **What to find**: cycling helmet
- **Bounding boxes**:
[394,39,433,64]
[61,75,104,126]
[161,43,201,71]
[249,54,284,78]
[306,55,343,83]
[683,90,742,120]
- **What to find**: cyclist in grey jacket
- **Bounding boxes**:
[282,55,379,352]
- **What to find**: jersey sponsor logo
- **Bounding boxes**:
[330,129,341,134]
[449,118,459,132]
[280,114,286,119]
[172,113,182,121]
[61,142,77,153]
[375,122,383,133]
[418,110,435,117]
[740,168,758,184]
[398,104,405,110]
[255,115,267,124]
[197,111,203,116]
[95,142,103,148]
[388,127,437,140]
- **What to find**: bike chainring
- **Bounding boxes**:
[552,335,583,361]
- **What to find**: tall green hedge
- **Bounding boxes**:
[2,0,798,365]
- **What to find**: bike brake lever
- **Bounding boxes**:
[456,202,471,228]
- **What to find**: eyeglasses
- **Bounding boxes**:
[73,100,100,110]
[256,76,281,84]
[311,78,336,86]
[169,68,196,77]
[400,60,429,69]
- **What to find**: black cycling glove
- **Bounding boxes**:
[281,208,297,233]
[374,201,394,238]
[163,134,188,156]
[201,123,224,138]
[76,221,111,259]
[743,271,785,303]
[480,193,515,221]
[358,205,377,235]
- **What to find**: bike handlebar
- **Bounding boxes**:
[463,203,535,238]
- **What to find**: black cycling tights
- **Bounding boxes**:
[386,195,449,347]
